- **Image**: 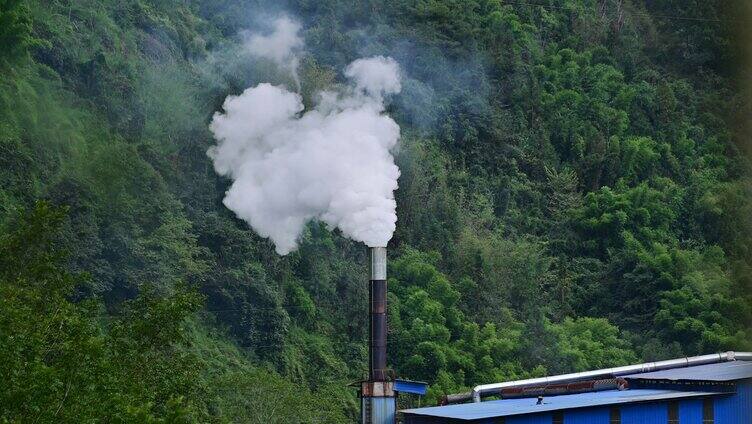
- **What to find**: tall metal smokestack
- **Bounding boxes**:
[361,246,395,424]
[369,246,388,381]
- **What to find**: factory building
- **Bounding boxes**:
[401,352,752,424]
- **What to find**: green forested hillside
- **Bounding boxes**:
[1,0,751,421]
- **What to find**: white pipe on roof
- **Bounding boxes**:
[470,351,752,403]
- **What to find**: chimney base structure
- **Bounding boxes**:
[361,246,396,424]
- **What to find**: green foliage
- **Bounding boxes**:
[0,0,750,417]
[389,248,533,402]
[0,203,207,422]
[453,230,555,322]
[0,203,348,422]
[549,317,638,373]
[388,248,637,401]
[188,323,351,423]
[0,0,40,64]
[656,285,752,354]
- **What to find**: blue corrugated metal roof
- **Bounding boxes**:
[401,389,722,421]
[395,379,429,395]
[624,361,752,382]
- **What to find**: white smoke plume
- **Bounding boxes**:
[243,16,304,90]
[208,55,402,255]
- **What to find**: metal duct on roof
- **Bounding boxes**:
[452,351,752,403]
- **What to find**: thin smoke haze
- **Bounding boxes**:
[243,16,304,90]
[209,19,402,255]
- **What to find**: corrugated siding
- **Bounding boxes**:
[363,397,396,423]
[563,407,610,424]
[621,402,667,424]
[678,399,703,424]
[715,381,752,424]
[506,413,552,424]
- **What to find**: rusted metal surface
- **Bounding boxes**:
[439,379,628,405]
[440,392,473,405]
[369,278,387,381]
[499,378,629,398]
[361,247,395,424]
[362,381,396,397]
[369,247,388,382]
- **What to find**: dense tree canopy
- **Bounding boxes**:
[1,0,750,420]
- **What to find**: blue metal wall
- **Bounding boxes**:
[678,399,703,424]
[362,396,396,424]
[564,407,610,424]
[715,382,752,424]
[506,413,553,424]
[621,402,667,424]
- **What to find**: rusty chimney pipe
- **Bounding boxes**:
[361,246,395,424]
[369,246,388,381]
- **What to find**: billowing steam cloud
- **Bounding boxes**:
[243,16,304,90]
[209,23,402,255]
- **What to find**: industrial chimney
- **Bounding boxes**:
[361,246,396,423]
